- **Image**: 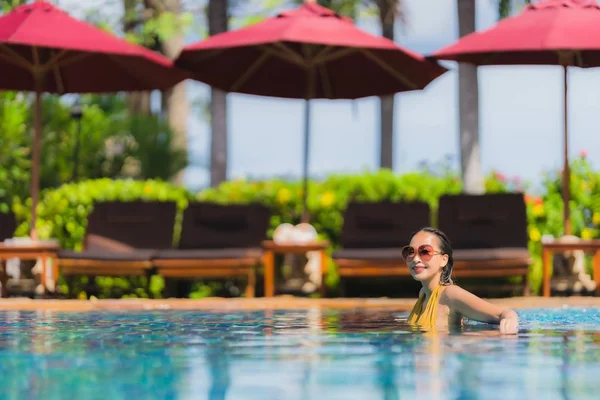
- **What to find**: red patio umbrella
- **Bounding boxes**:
[0,0,188,239]
[430,0,600,236]
[175,0,447,221]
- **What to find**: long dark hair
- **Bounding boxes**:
[414,227,454,285]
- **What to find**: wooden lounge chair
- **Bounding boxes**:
[437,193,531,295]
[57,201,177,294]
[152,203,271,298]
[332,201,431,293]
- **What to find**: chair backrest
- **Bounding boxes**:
[86,201,177,249]
[0,212,17,242]
[340,201,431,249]
[178,203,271,249]
[437,193,528,249]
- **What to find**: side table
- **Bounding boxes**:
[0,243,60,298]
[261,240,329,298]
[541,239,600,297]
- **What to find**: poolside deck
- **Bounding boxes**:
[0,296,599,312]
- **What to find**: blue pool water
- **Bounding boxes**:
[0,308,599,399]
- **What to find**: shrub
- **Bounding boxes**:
[14,178,192,250]
[19,156,599,298]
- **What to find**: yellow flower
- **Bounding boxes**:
[320,191,335,207]
[143,184,153,195]
[581,228,592,240]
[532,203,544,217]
[593,212,600,226]
[529,227,541,242]
[276,188,292,204]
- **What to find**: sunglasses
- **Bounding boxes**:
[401,244,443,262]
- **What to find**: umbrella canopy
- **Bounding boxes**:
[0,1,186,92]
[176,2,447,220]
[0,1,188,238]
[177,2,445,100]
[430,0,600,236]
[431,0,600,66]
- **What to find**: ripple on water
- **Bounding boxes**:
[0,308,599,399]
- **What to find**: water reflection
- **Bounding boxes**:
[0,309,600,399]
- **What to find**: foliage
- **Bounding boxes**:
[0,93,31,213]
[13,179,192,250]
[12,179,192,299]
[36,95,128,189]
[292,0,361,17]
[523,153,600,293]
[198,169,462,288]
[0,91,187,218]
[484,169,529,194]
[0,0,24,13]
[15,158,600,298]
[200,157,600,295]
[126,115,189,181]
[498,0,532,19]
[123,8,195,48]
[290,0,379,20]
[198,168,462,238]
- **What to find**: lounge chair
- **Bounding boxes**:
[152,202,271,298]
[332,201,431,293]
[57,201,177,295]
[437,193,531,295]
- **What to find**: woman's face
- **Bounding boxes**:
[404,231,448,283]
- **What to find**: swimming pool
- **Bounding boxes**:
[0,308,599,399]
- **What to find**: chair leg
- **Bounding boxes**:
[523,275,531,296]
[319,250,328,298]
[64,276,75,298]
[339,278,347,298]
[245,267,256,298]
[145,271,154,299]
[0,261,8,298]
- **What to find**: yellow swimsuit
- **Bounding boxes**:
[407,284,444,330]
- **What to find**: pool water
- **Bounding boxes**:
[0,308,599,399]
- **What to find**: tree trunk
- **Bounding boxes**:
[123,0,152,116]
[208,0,229,187]
[457,0,484,194]
[161,0,189,186]
[377,0,395,170]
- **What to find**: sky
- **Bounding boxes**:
[58,0,600,191]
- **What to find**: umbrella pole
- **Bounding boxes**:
[562,65,571,236]
[30,92,42,240]
[301,99,311,223]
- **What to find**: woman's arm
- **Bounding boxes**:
[444,285,519,334]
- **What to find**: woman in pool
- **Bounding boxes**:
[403,227,519,334]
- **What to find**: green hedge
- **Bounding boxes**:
[14,178,192,250]
[15,156,600,298]
[197,169,462,245]
[12,179,192,298]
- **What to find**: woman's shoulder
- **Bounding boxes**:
[441,284,470,302]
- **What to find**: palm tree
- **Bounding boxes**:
[455,0,531,194]
[374,0,399,170]
[208,0,229,187]
[457,0,483,194]
[120,0,190,185]
[161,0,190,186]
